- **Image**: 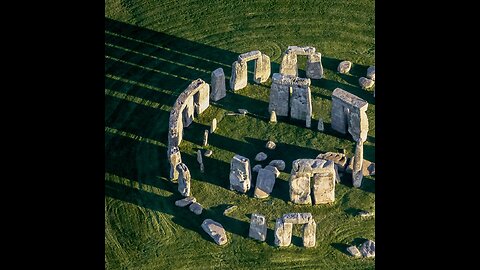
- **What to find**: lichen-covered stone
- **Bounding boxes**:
[249,213,267,241]
[289,173,312,204]
[337,61,352,74]
[281,213,313,224]
[274,218,293,247]
[201,219,228,245]
[302,220,316,247]
[366,66,375,81]
[210,118,217,133]
[306,52,323,79]
[359,77,375,89]
[176,163,191,197]
[347,246,362,257]
[229,154,251,193]
[316,152,348,171]
[211,68,226,101]
[269,110,277,123]
[254,168,276,198]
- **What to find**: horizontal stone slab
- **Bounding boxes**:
[238,50,262,62]
[286,46,316,55]
[281,212,313,224]
[271,73,311,87]
[332,88,368,110]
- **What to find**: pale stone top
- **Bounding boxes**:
[332,88,368,110]
[292,158,334,175]
[286,46,316,55]
[281,213,313,224]
[238,50,262,62]
[212,67,224,77]
[272,73,311,87]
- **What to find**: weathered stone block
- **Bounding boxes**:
[189,202,203,215]
[281,213,313,224]
[359,77,375,89]
[274,218,293,247]
[316,152,348,171]
[229,154,251,193]
[238,50,262,62]
[269,160,286,171]
[289,173,312,204]
[176,163,191,197]
[347,246,362,257]
[175,196,196,207]
[254,53,271,83]
[211,68,226,101]
[302,220,316,247]
[182,95,195,127]
[201,219,228,245]
[337,60,352,74]
[366,66,375,80]
[306,52,323,79]
[280,52,298,76]
[168,146,182,180]
[312,170,335,204]
[360,240,375,258]
[230,60,247,91]
[290,85,312,122]
[254,168,276,198]
[249,213,267,241]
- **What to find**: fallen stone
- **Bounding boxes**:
[189,202,203,215]
[358,210,375,218]
[211,68,226,101]
[255,152,268,161]
[175,196,196,207]
[274,218,293,247]
[264,165,280,178]
[338,61,352,74]
[265,141,276,150]
[229,154,251,193]
[252,164,262,173]
[360,240,375,258]
[282,213,313,224]
[204,150,213,157]
[223,205,237,215]
[302,220,316,247]
[317,118,324,131]
[346,157,375,176]
[254,168,277,198]
[270,111,277,123]
[203,129,209,146]
[238,109,249,115]
[347,246,362,257]
[316,152,348,171]
[201,219,228,245]
[210,118,217,133]
[249,213,267,241]
[359,77,375,89]
[366,66,375,81]
[269,160,286,171]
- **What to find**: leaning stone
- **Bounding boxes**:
[189,202,203,215]
[238,109,248,115]
[252,164,262,173]
[366,66,375,81]
[360,240,375,258]
[255,152,268,161]
[249,213,267,241]
[229,154,252,193]
[265,141,276,150]
[201,219,228,245]
[210,118,217,133]
[254,168,277,198]
[282,213,313,224]
[204,150,213,157]
[338,61,352,74]
[264,165,280,178]
[270,111,277,123]
[317,118,324,131]
[347,246,362,257]
[223,205,237,215]
[175,196,196,207]
[269,160,286,171]
[211,68,226,101]
[316,152,348,171]
[274,218,293,247]
[202,129,209,146]
[302,220,316,247]
[359,77,375,89]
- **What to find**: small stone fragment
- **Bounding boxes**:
[252,164,262,173]
[203,129,209,146]
[238,109,248,115]
[210,118,217,133]
[255,152,268,161]
[338,61,352,74]
[359,240,375,258]
[270,110,277,123]
[189,202,203,215]
[358,210,375,218]
[269,160,286,171]
[317,118,324,131]
[265,141,276,150]
[346,246,362,257]
[201,219,228,245]
[223,205,237,215]
[366,66,375,80]
[175,196,196,207]
[249,213,267,241]
[204,149,213,157]
[359,77,375,89]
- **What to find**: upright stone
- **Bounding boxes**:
[302,220,316,247]
[269,110,277,123]
[195,82,210,114]
[183,95,195,127]
[268,73,292,116]
[306,52,323,79]
[201,219,228,245]
[352,141,364,188]
[312,168,335,204]
[229,154,251,193]
[254,168,276,198]
[274,218,293,247]
[254,53,271,83]
[249,213,267,241]
[168,146,182,180]
[210,68,226,101]
[317,118,324,131]
[280,52,298,76]
[176,163,191,197]
[289,173,312,204]
[366,66,375,80]
[290,84,312,122]
[210,118,217,133]
[230,60,247,91]
[203,129,209,146]
[197,149,204,173]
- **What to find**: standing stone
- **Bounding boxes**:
[290,84,312,123]
[265,140,276,150]
[203,129,209,146]
[210,118,217,133]
[337,61,352,74]
[197,150,204,173]
[331,88,368,138]
[274,218,293,247]
[269,160,286,171]
[302,220,316,247]
[359,77,375,89]
[306,52,323,79]
[210,68,226,101]
[352,141,364,188]
[168,146,182,180]
[270,110,277,123]
[182,95,195,127]
[176,163,191,197]
[194,82,210,115]
[366,66,375,80]
[312,170,335,204]
[268,73,292,116]
[252,164,262,173]
[347,246,362,257]
[254,53,271,83]
[189,202,203,215]
[289,173,312,204]
[317,118,324,131]
[229,154,251,193]
[249,213,267,241]
[230,60,247,91]
[280,52,298,76]
[201,219,228,245]
[255,152,268,161]
[359,240,375,258]
[175,196,196,207]
[254,168,277,198]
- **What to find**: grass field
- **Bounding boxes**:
[105,0,375,269]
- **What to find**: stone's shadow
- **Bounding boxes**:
[363,144,375,163]
[345,207,364,216]
[331,243,351,256]
[352,237,370,246]
[338,174,375,194]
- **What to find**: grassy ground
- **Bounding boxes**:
[105,0,375,269]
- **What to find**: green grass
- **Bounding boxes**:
[105,0,375,269]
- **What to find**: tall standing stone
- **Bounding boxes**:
[229,154,251,193]
[274,218,293,247]
[268,73,292,116]
[302,220,317,247]
[203,129,209,146]
[176,163,191,197]
[210,68,226,101]
[289,173,312,204]
[290,82,312,122]
[352,141,364,188]
[249,213,267,241]
[306,52,323,79]
[197,149,204,173]
[210,118,217,133]
[194,82,210,115]
[254,53,271,83]
[230,60,247,91]
[280,52,298,76]
[168,146,182,180]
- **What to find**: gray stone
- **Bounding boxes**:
[254,53,271,83]
[334,164,341,184]
[316,152,348,171]
[249,213,267,241]
[302,220,316,247]
[290,83,312,123]
[359,77,375,89]
[238,109,248,115]
[337,61,352,74]
[230,60,247,91]
[269,160,286,171]
[255,152,268,161]
[352,141,364,188]
[252,164,262,173]
[189,202,203,215]
[176,163,191,197]
[317,118,324,131]
[203,129,209,146]
[306,52,323,79]
[204,150,213,157]
[230,51,271,91]
[254,168,276,198]
[210,118,217,133]
[311,163,336,204]
[211,68,226,101]
[223,205,237,215]
[282,213,313,224]
[238,50,262,62]
[359,240,375,258]
[229,154,252,193]
[346,157,375,176]
[201,219,228,245]
[270,110,277,123]
[168,146,182,180]
[331,88,368,142]
[175,196,196,207]
[264,165,280,178]
[290,159,336,205]
[197,150,204,173]
[274,218,293,247]
[366,66,375,81]
[347,246,362,257]
[290,173,312,204]
[280,46,320,79]
[286,46,316,55]
[280,52,298,76]
[265,141,276,150]
[268,73,292,116]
